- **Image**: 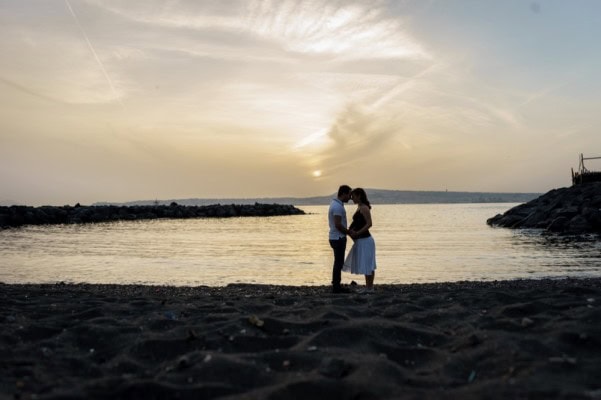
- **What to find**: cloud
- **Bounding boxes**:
[87,0,429,61]
[306,63,441,175]
[65,0,123,107]
[320,103,398,172]
[0,76,69,105]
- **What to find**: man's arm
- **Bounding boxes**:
[334,215,348,235]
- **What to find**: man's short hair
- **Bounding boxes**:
[338,185,352,196]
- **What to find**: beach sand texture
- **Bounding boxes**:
[2,279,600,399]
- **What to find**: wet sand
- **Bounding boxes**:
[2,278,600,399]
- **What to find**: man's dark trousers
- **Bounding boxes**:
[329,237,347,288]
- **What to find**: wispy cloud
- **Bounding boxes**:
[243,0,428,60]
[88,0,428,61]
[303,63,440,174]
[65,0,123,107]
[0,76,68,105]
[519,82,567,108]
[317,103,400,174]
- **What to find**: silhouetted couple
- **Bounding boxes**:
[328,185,377,293]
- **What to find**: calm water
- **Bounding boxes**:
[1,204,601,286]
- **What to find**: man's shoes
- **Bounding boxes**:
[332,286,351,293]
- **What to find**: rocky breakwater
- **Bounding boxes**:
[487,182,601,234]
[0,203,305,229]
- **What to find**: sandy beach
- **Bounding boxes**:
[2,278,600,399]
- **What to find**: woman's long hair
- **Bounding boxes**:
[352,188,371,209]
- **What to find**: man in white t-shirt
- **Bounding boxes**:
[328,185,352,293]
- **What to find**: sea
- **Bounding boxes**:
[1,203,601,287]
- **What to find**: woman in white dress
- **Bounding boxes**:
[343,188,376,292]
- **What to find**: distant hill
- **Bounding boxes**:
[94,189,541,207]
[0,199,18,207]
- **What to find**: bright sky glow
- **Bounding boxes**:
[1,0,601,205]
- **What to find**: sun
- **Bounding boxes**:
[312,170,322,178]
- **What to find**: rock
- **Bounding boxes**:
[548,355,577,365]
[567,215,592,233]
[521,317,534,327]
[487,182,601,234]
[547,217,569,232]
[0,203,305,229]
[582,207,601,229]
[318,357,352,379]
[248,315,264,327]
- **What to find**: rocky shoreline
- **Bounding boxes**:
[487,182,601,234]
[0,203,305,229]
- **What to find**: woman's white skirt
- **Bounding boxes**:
[343,236,376,275]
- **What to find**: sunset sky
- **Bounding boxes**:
[2,1,601,205]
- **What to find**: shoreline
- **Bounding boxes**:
[2,278,600,399]
[2,275,600,291]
